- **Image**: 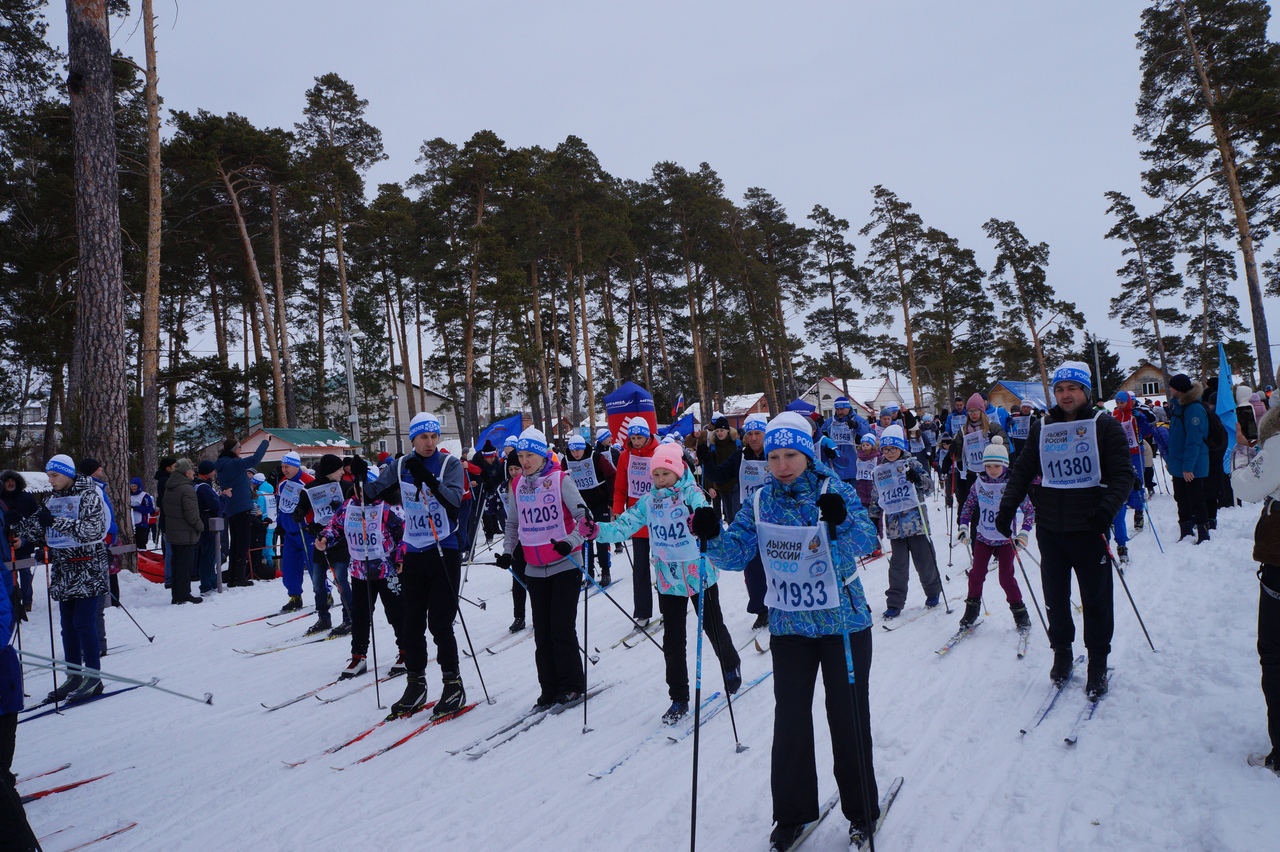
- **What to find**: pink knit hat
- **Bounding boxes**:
[966,393,985,412]
[650,443,686,477]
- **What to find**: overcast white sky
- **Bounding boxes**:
[43,1,1280,380]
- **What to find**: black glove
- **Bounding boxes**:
[495,553,512,570]
[263,517,273,526]
[329,500,343,513]
[905,467,923,486]
[36,506,55,528]
[405,455,431,488]
[994,510,1015,538]
[1091,509,1114,534]
[691,507,721,541]
[307,523,323,537]
[816,493,847,529]
[821,444,838,462]
[551,539,572,557]
[348,456,369,483]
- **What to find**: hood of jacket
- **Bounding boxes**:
[0,470,25,491]
[1260,404,1280,447]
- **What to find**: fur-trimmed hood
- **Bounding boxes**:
[1179,381,1204,406]
[1259,403,1280,447]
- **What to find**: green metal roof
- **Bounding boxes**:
[263,428,356,447]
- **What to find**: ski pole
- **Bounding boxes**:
[1011,547,1050,640]
[699,547,746,754]
[915,487,951,615]
[426,516,493,706]
[1100,534,1157,652]
[826,513,879,852]
[566,551,664,655]
[20,650,214,704]
[1137,487,1165,554]
[43,548,59,713]
[109,591,154,643]
[582,548,592,735]
[349,482,383,709]
[946,466,955,570]
[689,541,709,852]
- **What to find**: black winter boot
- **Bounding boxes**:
[1133,510,1144,530]
[1086,655,1109,700]
[1178,522,1193,542]
[1195,524,1211,544]
[388,673,428,719]
[433,672,466,719]
[959,598,981,629]
[1050,649,1075,686]
[1011,602,1031,631]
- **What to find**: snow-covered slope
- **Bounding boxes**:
[11,489,1278,851]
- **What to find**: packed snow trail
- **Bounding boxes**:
[10,497,1280,850]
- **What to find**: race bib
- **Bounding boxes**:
[343,504,384,560]
[307,481,344,526]
[738,459,769,504]
[626,456,652,500]
[648,495,699,565]
[277,479,304,515]
[1009,416,1030,440]
[829,420,854,448]
[567,457,601,491]
[873,461,917,516]
[963,430,988,470]
[263,495,277,527]
[909,437,924,454]
[974,478,1007,542]
[754,497,838,613]
[402,488,449,548]
[1039,418,1102,489]
[516,472,565,547]
[1120,418,1138,450]
[856,458,876,482]
[45,495,82,550]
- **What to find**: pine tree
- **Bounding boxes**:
[860,186,927,409]
[912,226,993,405]
[1175,193,1253,380]
[801,205,867,391]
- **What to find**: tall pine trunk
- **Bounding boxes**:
[66,0,130,548]
[140,0,162,483]
[529,260,554,436]
[269,185,297,426]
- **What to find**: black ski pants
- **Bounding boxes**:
[1,712,40,852]
[510,545,528,620]
[526,567,584,700]
[350,574,405,658]
[770,630,879,828]
[1172,476,1208,529]
[630,537,653,620]
[227,510,251,585]
[658,584,740,703]
[1037,527,1113,658]
[1259,564,1280,761]
[399,548,461,679]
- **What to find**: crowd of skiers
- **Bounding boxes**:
[5,361,1280,852]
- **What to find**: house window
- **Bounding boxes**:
[1140,380,1162,397]
[378,440,387,453]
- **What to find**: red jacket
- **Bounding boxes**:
[612,438,657,539]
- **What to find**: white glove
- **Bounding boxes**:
[956,528,968,545]
[1015,532,1029,551]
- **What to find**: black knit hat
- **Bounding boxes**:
[1169,374,1193,393]
[314,454,344,478]
[78,458,102,476]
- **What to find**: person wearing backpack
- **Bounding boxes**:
[1167,374,1211,544]
[1203,377,1232,529]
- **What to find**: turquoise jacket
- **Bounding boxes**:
[594,466,716,596]
[705,461,877,637]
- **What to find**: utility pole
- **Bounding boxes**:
[343,329,361,446]
[1090,333,1104,401]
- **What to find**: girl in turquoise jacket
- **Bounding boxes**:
[581,442,741,724]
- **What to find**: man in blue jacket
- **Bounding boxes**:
[215,438,270,587]
[1166,374,1211,543]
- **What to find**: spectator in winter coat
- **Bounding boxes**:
[161,460,204,605]
[698,416,742,524]
[154,455,176,583]
[1166,374,1211,543]
[194,461,223,594]
[996,361,1132,702]
[14,455,112,703]
[1,471,37,613]
[1,561,40,851]
[1230,403,1280,776]
[214,438,270,587]
[128,477,155,551]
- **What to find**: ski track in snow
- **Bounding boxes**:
[10,493,1280,850]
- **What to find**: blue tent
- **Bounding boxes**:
[785,398,815,414]
[604,381,657,439]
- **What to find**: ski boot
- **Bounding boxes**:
[1177,522,1194,542]
[1133,510,1144,530]
[1196,524,1211,544]
[1116,545,1129,564]
[340,655,366,680]
[882,607,901,620]
[661,700,689,725]
[66,677,104,702]
[925,594,940,609]
[279,595,303,613]
[849,819,874,848]
[508,616,526,633]
[599,568,612,587]
[305,613,333,636]
[432,672,466,719]
[1050,648,1075,686]
[1086,655,1109,701]
[45,676,83,704]
[328,619,352,638]
[769,823,806,852]
[752,610,770,631]
[388,673,428,719]
[388,650,407,677]
[1011,602,1031,632]
[959,598,981,629]
[724,666,742,695]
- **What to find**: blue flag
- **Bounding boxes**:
[661,413,695,439]
[476,414,523,453]
[1217,342,1237,472]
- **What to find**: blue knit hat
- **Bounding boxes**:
[1051,361,1092,396]
[281,450,302,468]
[859,433,879,447]
[516,427,549,458]
[45,454,76,478]
[567,434,587,450]
[879,425,909,453]
[743,413,768,434]
[503,434,519,450]
[833,396,852,410]
[409,412,442,440]
[763,412,815,460]
[627,419,651,438]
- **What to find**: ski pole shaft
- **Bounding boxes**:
[44,550,58,713]
[699,551,745,753]
[351,485,382,708]
[1101,535,1157,652]
[109,592,155,642]
[1012,548,1050,639]
[582,561,591,734]
[427,516,493,705]
[20,651,213,704]
[568,552,664,655]
[690,543,708,852]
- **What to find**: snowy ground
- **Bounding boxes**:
[11,486,1279,851]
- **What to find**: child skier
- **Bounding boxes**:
[854,433,883,555]
[564,433,616,587]
[954,437,1034,632]
[581,443,742,724]
[874,425,943,619]
[315,457,408,681]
